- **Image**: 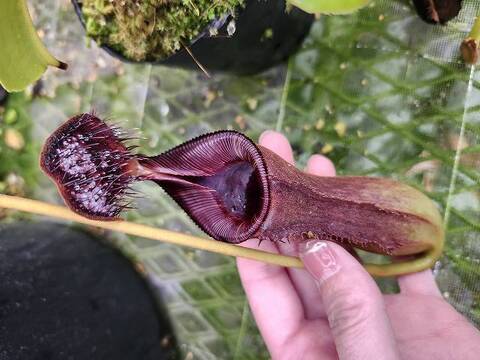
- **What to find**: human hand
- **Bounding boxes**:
[237,130,480,360]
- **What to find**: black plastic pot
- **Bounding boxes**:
[0,222,179,360]
[72,0,314,75]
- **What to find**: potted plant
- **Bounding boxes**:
[73,0,315,75]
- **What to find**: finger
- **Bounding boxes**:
[240,130,306,351]
[258,130,295,164]
[275,154,338,319]
[300,240,400,360]
[306,154,336,177]
[397,269,442,297]
[236,239,305,353]
[271,241,328,321]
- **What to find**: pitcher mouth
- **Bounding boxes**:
[141,131,271,243]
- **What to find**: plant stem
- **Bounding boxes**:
[276,59,292,132]
[0,194,303,268]
[0,194,442,277]
[233,301,250,360]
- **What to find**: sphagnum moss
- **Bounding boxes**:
[82,0,244,62]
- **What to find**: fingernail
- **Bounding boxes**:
[299,240,340,284]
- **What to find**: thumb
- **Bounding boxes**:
[300,240,400,360]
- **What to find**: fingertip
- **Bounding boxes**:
[398,270,442,297]
[258,130,295,164]
[306,154,336,177]
[258,130,279,145]
[300,240,400,358]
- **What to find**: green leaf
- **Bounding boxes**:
[288,0,372,14]
[0,0,67,92]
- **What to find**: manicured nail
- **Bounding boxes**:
[300,240,340,284]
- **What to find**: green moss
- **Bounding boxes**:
[82,0,244,62]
